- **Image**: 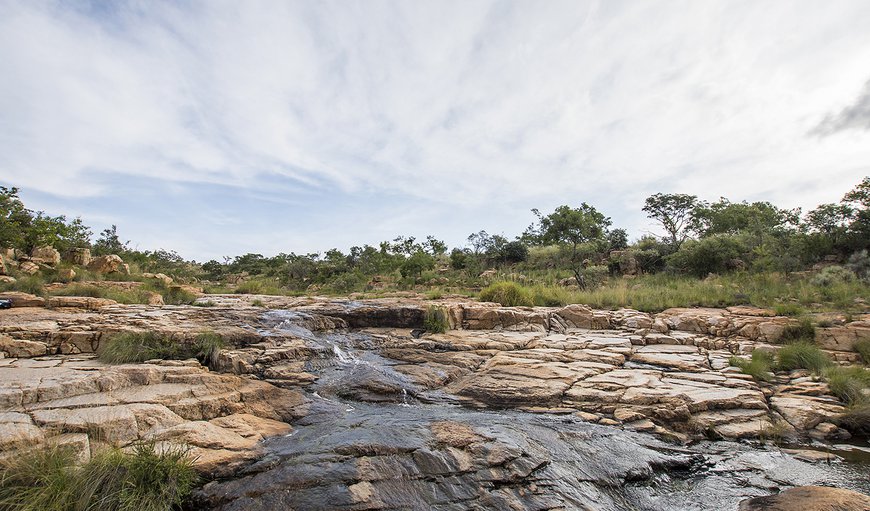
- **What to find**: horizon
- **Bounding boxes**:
[2,0,870,261]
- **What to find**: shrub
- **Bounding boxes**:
[855,339,870,365]
[0,443,197,511]
[479,281,534,307]
[423,306,449,334]
[193,300,216,307]
[810,265,855,287]
[192,331,225,368]
[251,299,265,307]
[846,249,870,282]
[775,342,831,373]
[778,317,816,344]
[665,235,747,277]
[161,287,196,305]
[51,284,107,299]
[729,350,775,382]
[425,289,444,300]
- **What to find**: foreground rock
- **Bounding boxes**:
[0,356,307,476]
[739,486,870,511]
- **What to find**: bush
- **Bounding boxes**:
[838,403,870,436]
[778,317,816,343]
[666,235,747,277]
[775,342,831,373]
[729,350,775,382]
[99,331,224,367]
[855,339,870,365]
[810,265,856,287]
[423,306,449,334]
[846,249,870,282]
[0,442,197,511]
[479,281,534,307]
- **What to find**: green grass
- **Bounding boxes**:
[471,271,870,313]
[773,303,805,316]
[855,339,870,365]
[251,299,265,307]
[423,306,449,334]
[424,289,444,300]
[234,279,279,295]
[479,281,534,307]
[0,275,46,296]
[0,442,196,511]
[838,404,870,436]
[775,342,832,373]
[99,331,224,367]
[729,350,775,382]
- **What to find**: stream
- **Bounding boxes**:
[194,310,870,510]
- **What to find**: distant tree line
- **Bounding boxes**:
[1,177,868,290]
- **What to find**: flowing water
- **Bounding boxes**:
[195,310,870,510]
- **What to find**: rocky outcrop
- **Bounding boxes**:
[0,291,46,307]
[0,357,307,476]
[18,260,39,275]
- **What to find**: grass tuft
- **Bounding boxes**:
[729,350,775,382]
[423,306,449,334]
[0,442,197,511]
[778,317,816,344]
[775,342,831,373]
[855,339,870,365]
[773,303,804,316]
[99,331,224,368]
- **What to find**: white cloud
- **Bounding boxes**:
[1,0,869,258]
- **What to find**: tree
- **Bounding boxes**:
[0,187,31,249]
[642,193,700,248]
[524,204,612,287]
[93,225,128,255]
[690,199,800,245]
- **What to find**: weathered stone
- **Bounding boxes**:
[0,335,48,357]
[0,291,45,307]
[86,254,124,274]
[30,246,61,266]
[67,247,91,267]
[18,261,39,275]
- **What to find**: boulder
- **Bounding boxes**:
[738,486,870,511]
[30,246,61,266]
[0,335,49,357]
[0,276,15,284]
[18,261,39,275]
[142,273,173,285]
[86,254,124,274]
[57,268,76,281]
[67,248,91,267]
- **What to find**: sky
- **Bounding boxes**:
[1,0,869,261]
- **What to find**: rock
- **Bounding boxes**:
[0,335,48,357]
[0,276,15,284]
[430,421,486,448]
[771,394,845,430]
[738,486,870,511]
[782,448,842,463]
[67,248,91,267]
[86,254,125,274]
[57,268,76,281]
[0,257,6,276]
[46,296,117,310]
[30,246,61,266]
[0,292,46,307]
[18,261,39,275]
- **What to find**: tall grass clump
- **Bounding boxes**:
[772,303,804,316]
[775,342,831,373]
[729,350,775,382]
[99,331,224,367]
[423,306,449,334]
[0,443,197,511]
[778,317,816,344]
[479,281,534,307]
[825,365,870,406]
[855,339,870,365]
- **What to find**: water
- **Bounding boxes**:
[193,309,870,510]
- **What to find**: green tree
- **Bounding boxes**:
[93,225,128,255]
[0,186,31,249]
[524,203,612,287]
[642,193,700,247]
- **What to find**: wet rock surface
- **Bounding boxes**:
[0,296,869,509]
